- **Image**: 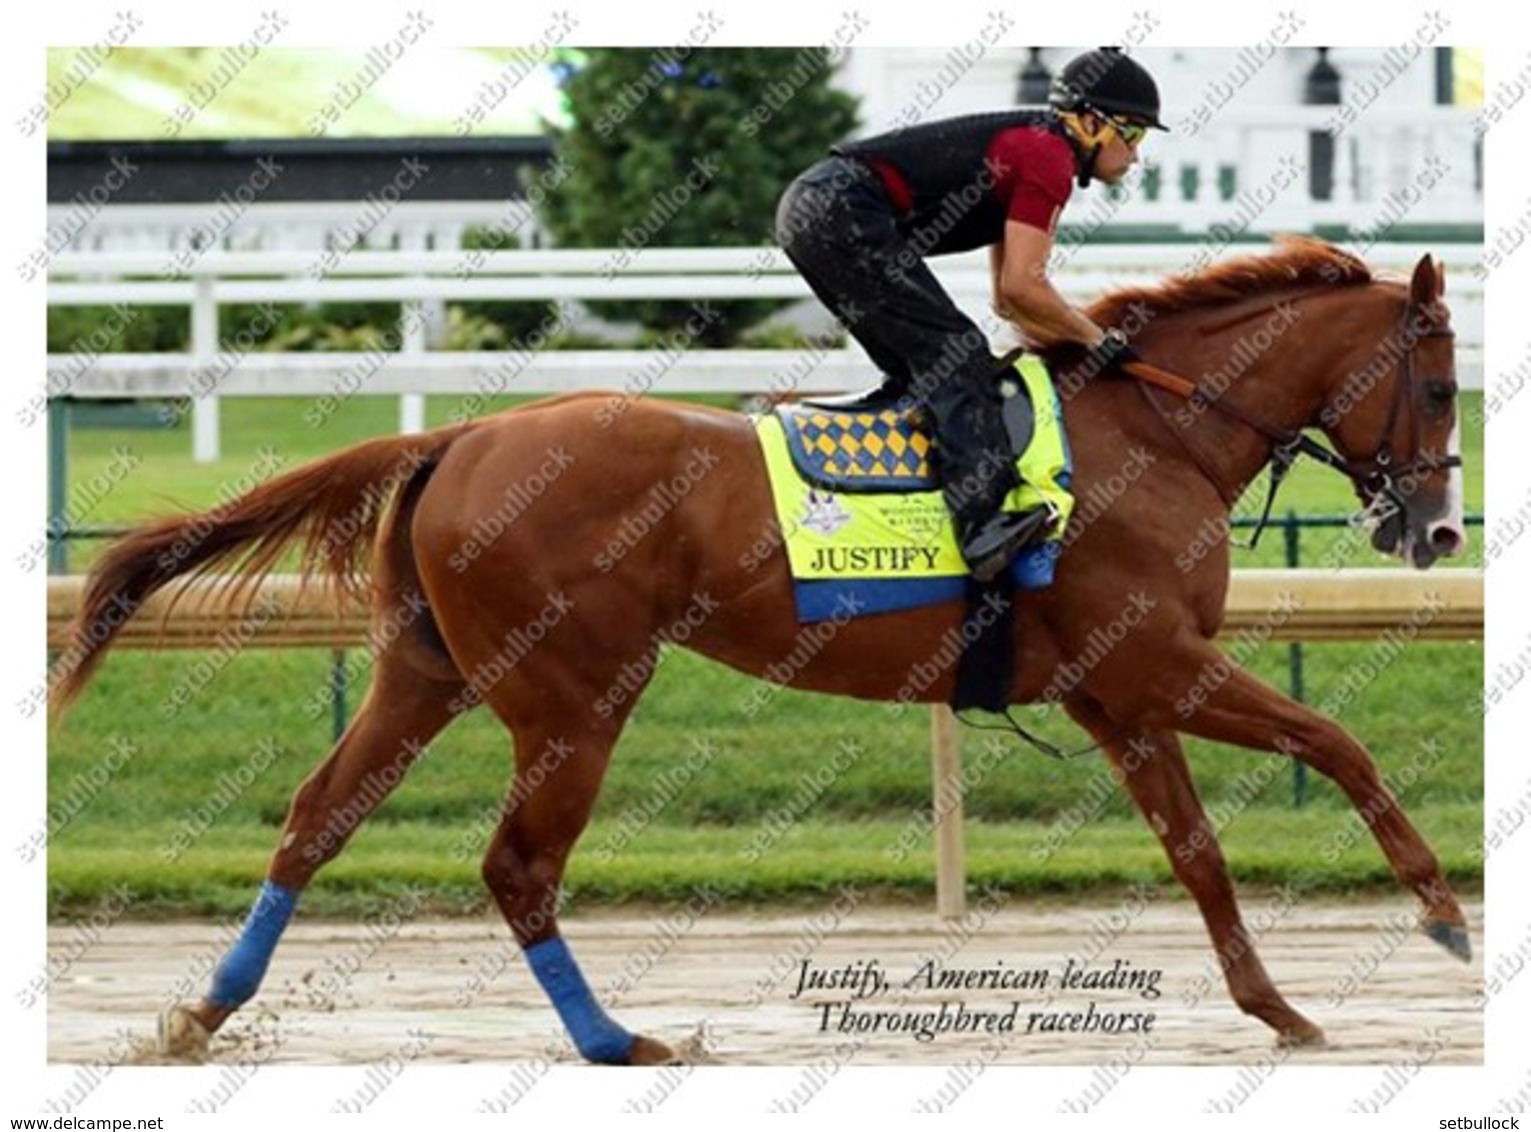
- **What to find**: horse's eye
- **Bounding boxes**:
[1423,381,1456,416]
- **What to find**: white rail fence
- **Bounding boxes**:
[47,243,1484,463]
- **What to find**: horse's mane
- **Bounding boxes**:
[1083,235,1374,328]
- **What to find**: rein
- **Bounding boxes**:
[954,706,1129,759]
[1123,302,1461,548]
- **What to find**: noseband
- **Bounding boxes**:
[1128,300,1462,546]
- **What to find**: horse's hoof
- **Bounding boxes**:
[1276,1021,1327,1049]
[627,1035,681,1066]
[1423,919,1472,963]
[157,1005,211,1061]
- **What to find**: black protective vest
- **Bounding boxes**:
[833,109,1071,256]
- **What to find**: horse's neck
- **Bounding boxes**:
[1123,289,1357,504]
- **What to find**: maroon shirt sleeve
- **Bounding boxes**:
[987,126,1075,234]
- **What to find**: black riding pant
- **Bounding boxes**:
[774,156,1019,523]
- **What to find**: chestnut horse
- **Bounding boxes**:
[53,239,1469,1063]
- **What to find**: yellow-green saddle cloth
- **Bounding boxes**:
[756,356,1075,622]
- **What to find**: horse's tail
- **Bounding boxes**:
[49,422,475,716]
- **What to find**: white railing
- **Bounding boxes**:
[1119,105,1481,232]
[43,200,510,257]
[46,241,1485,461]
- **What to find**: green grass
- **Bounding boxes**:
[52,637,1486,824]
[50,807,1485,919]
[46,638,1483,915]
[44,393,1485,915]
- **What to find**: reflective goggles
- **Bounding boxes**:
[1102,114,1149,146]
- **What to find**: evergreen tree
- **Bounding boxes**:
[537,48,860,346]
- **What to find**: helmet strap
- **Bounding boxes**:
[1077,143,1101,189]
[1049,109,1101,189]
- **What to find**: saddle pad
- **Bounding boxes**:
[755,440,1063,623]
[757,357,1075,622]
[775,403,935,492]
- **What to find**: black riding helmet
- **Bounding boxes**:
[1048,47,1167,130]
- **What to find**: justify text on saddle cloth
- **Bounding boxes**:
[784,953,1163,1042]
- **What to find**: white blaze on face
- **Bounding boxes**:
[1446,419,1466,524]
[1426,419,1467,557]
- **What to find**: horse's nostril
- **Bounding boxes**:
[1430,526,1463,556]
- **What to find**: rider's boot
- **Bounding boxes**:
[924,373,1054,583]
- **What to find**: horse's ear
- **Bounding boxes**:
[1410,253,1443,304]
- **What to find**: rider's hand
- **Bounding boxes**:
[1089,327,1141,373]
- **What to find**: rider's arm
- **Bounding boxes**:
[989,244,1013,320]
[994,220,1108,349]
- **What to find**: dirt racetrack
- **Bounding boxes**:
[48,895,1483,1068]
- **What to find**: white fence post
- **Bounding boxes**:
[931,706,966,920]
[191,274,219,463]
[399,298,427,435]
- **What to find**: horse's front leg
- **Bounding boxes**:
[1064,694,1326,1046]
[1148,635,1470,960]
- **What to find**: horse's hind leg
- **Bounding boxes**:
[1064,696,1326,1046]
[470,654,676,1066]
[159,653,465,1056]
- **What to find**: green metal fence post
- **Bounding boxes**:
[331,648,348,744]
[48,399,69,575]
[1284,509,1308,808]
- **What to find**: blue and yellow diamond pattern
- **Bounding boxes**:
[793,408,933,484]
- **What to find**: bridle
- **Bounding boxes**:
[1128,298,1461,547]
[1324,302,1461,496]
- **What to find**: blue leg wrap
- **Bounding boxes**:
[207,880,298,1008]
[524,936,635,1064]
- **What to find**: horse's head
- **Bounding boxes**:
[1316,253,1464,568]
